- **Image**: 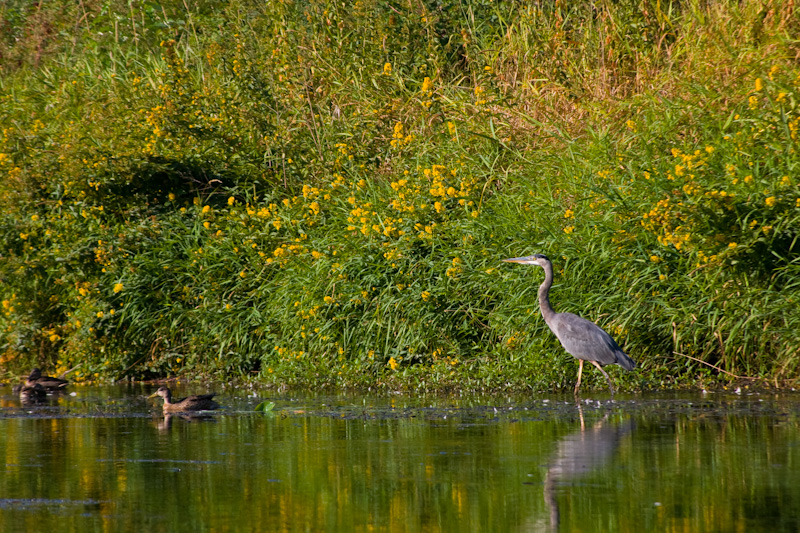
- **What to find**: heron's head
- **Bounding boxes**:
[502,253,550,267]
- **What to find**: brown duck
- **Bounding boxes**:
[148,386,220,413]
[25,368,69,391]
[18,382,47,404]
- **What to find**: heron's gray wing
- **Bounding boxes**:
[550,313,634,369]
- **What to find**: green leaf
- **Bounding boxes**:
[255,401,275,412]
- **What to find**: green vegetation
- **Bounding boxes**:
[1,1,798,391]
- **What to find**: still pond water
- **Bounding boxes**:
[0,384,799,532]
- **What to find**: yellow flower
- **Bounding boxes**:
[564,209,574,219]
[650,255,661,263]
[383,62,392,75]
[421,77,433,93]
[228,196,235,206]
[168,193,176,201]
[563,226,575,234]
[113,283,124,293]
[754,78,763,91]
[728,242,737,249]
[421,291,431,301]
[388,357,399,371]
[96,311,104,318]
[202,205,211,214]
[765,196,776,207]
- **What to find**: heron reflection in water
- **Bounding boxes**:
[544,410,634,530]
[503,254,636,395]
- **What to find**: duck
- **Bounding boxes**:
[148,386,220,413]
[19,382,47,404]
[25,368,69,391]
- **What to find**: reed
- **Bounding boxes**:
[1,1,798,390]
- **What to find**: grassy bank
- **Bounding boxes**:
[1,1,799,391]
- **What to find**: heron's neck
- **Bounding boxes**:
[538,263,557,324]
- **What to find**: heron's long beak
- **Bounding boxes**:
[502,256,530,264]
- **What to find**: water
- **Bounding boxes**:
[1,385,799,532]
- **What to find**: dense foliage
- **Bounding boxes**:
[1,0,799,390]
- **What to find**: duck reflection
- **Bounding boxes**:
[544,409,634,530]
[153,412,218,432]
[17,383,48,405]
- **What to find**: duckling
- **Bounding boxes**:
[25,368,69,391]
[19,382,47,404]
[148,386,220,413]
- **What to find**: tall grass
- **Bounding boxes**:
[1,0,798,390]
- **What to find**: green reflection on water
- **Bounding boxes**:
[0,390,799,532]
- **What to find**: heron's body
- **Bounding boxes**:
[25,368,69,391]
[547,312,634,370]
[503,254,635,394]
[149,386,220,413]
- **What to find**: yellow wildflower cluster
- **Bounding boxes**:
[1,295,16,317]
[445,257,462,278]
[420,77,434,108]
[390,122,414,148]
[474,85,486,106]
[267,242,307,266]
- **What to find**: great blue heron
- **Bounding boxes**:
[503,254,635,394]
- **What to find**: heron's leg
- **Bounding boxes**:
[544,470,559,530]
[573,359,584,395]
[590,361,615,396]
